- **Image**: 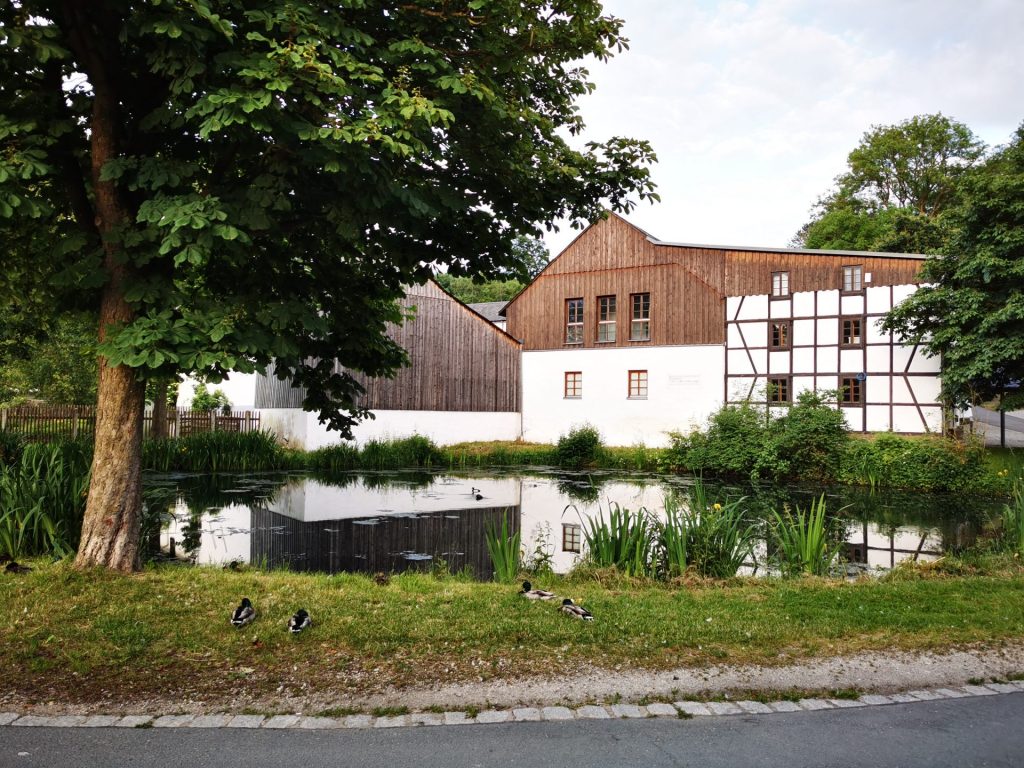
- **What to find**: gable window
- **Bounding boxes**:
[630,292,650,341]
[597,295,617,343]
[564,371,582,399]
[628,370,648,399]
[566,298,583,344]
[770,321,790,350]
[767,377,790,403]
[562,523,582,553]
[771,271,790,298]
[842,265,863,293]
[841,317,864,347]
[840,376,864,405]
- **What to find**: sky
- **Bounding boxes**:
[543,0,1024,256]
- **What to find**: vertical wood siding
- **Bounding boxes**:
[256,281,521,412]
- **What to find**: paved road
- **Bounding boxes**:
[2,693,1022,768]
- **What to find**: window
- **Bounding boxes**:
[771,271,790,298]
[840,376,864,405]
[562,523,582,553]
[566,298,583,344]
[630,292,650,341]
[597,295,617,343]
[841,317,864,347]
[564,371,582,399]
[628,370,648,399]
[767,377,790,403]
[770,321,790,350]
[842,265,863,293]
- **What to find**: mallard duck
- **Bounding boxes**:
[374,571,390,587]
[223,560,243,571]
[5,561,32,575]
[520,580,556,600]
[288,609,312,634]
[230,597,256,627]
[561,598,594,621]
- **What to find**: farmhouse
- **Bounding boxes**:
[251,214,941,449]
[503,214,941,447]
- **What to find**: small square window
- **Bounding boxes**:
[630,293,650,341]
[562,523,582,553]
[840,376,864,405]
[772,271,790,298]
[564,371,582,399]
[628,370,648,399]
[566,298,583,344]
[770,321,790,350]
[597,295,617,343]
[841,317,864,347]
[842,265,863,293]
[767,377,790,403]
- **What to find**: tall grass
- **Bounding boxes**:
[142,430,287,472]
[999,480,1024,556]
[658,494,689,578]
[484,511,521,583]
[573,502,655,577]
[772,494,840,576]
[681,482,757,579]
[0,441,91,558]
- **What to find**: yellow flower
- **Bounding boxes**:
[712,503,722,511]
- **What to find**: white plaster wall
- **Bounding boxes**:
[521,345,724,447]
[769,299,791,319]
[259,408,521,450]
[177,371,259,410]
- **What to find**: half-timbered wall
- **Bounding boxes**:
[725,285,942,433]
[256,280,521,413]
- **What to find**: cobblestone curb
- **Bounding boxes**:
[3,681,1021,731]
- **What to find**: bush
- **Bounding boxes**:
[0,430,25,468]
[683,402,768,479]
[756,390,849,482]
[839,433,988,492]
[556,424,603,468]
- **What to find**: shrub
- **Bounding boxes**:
[757,390,849,482]
[556,424,603,468]
[839,433,988,492]
[684,402,767,479]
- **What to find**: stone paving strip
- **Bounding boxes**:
[3,683,1021,731]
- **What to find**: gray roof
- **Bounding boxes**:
[466,301,508,323]
[648,235,929,260]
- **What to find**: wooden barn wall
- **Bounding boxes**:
[719,251,925,297]
[249,505,518,578]
[255,281,520,412]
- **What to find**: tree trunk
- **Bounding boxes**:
[151,379,170,440]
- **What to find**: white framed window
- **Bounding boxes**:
[562,523,581,553]
[771,271,790,297]
[597,295,617,343]
[566,298,583,344]
[630,293,650,341]
[842,265,863,293]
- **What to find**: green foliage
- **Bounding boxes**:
[680,402,767,479]
[0,441,91,558]
[484,512,521,584]
[793,113,984,252]
[0,313,97,406]
[434,275,524,304]
[189,383,231,414]
[757,390,849,482]
[998,480,1024,557]
[884,124,1024,410]
[141,430,285,473]
[556,424,604,469]
[678,482,757,579]
[573,502,655,577]
[306,435,441,472]
[0,431,25,468]
[839,433,989,492]
[772,495,841,577]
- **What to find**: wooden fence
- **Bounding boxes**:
[0,405,261,442]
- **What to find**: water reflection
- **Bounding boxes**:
[147,470,997,578]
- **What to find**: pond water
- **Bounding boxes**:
[146,469,998,578]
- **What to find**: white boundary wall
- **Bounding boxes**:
[521,345,724,447]
[259,408,522,450]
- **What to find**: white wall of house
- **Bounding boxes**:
[521,345,725,447]
[725,284,942,433]
[259,408,522,450]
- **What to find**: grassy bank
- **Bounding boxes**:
[2,558,1022,706]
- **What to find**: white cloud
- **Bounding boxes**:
[543,0,1024,255]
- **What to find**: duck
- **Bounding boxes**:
[5,561,32,575]
[288,609,312,634]
[520,580,557,600]
[560,598,594,621]
[374,571,390,587]
[223,560,243,571]
[230,597,256,627]
[470,487,484,501]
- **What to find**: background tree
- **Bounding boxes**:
[793,114,985,253]
[436,235,548,303]
[0,311,98,406]
[190,383,231,414]
[884,124,1024,410]
[0,2,657,570]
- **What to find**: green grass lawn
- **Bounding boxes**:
[2,558,1023,706]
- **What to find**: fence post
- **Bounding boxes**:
[210,410,217,432]
[1,408,6,431]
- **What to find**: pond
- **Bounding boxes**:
[145,469,999,578]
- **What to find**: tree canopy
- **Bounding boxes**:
[0,1,657,569]
[793,114,985,254]
[884,124,1024,410]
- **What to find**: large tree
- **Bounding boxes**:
[884,124,1024,410]
[793,114,985,254]
[0,1,657,570]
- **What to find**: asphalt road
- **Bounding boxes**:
[2,693,1022,768]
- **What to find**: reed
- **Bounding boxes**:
[999,479,1024,556]
[484,511,521,583]
[657,493,689,578]
[772,494,840,576]
[683,481,757,579]
[142,430,285,472]
[574,502,655,577]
